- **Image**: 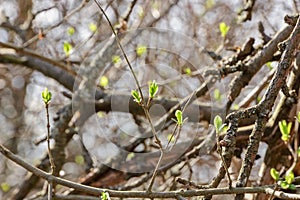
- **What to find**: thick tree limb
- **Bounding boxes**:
[226,25,293,110]
[0,53,76,92]
[235,15,300,200]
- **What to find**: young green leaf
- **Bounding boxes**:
[97,111,105,118]
[232,104,239,110]
[270,168,279,181]
[214,89,222,101]
[67,27,75,36]
[131,90,141,103]
[256,96,262,103]
[205,0,215,9]
[287,122,292,135]
[279,120,292,141]
[266,62,273,70]
[285,171,294,184]
[280,181,290,189]
[298,147,300,157]
[89,23,97,32]
[136,45,147,56]
[221,125,228,133]
[101,191,110,200]
[126,152,135,161]
[42,88,52,104]
[75,155,84,165]
[112,55,121,64]
[279,120,287,134]
[63,41,72,56]
[214,115,223,134]
[184,67,191,76]
[279,120,291,135]
[281,134,290,142]
[99,76,109,88]
[1,182,10,192]
[175,110,183,126]
[219,22,230,38]
[149,80,158,98]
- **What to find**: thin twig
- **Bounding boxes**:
[238,68,275,108]
[22,0,89,47]
[93,0,144,102]
[208,117,238,191]
[112,174,152,190]
[0,41,76,76]
[166,124,179,149]
[123,0,138,22]
[286,143,298,174]
[292,0,299,13]
[147,150,164,191]
[93,0,166,191]
[226,25,293,111]
[57,1,113,62]
[48,181,53,200]
[216,130,232,188]
[143,108,164,191]
[166,88,198,149]
[268,184,279,200]
[45,102,55,173]
[45,103,55,200]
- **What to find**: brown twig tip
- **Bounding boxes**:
[284,14,299,26]
[237,0,256,22]
[258,21,272,44]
